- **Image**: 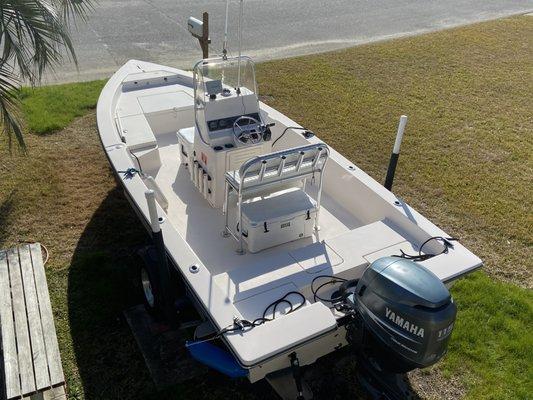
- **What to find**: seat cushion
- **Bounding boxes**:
[242,188,316,224]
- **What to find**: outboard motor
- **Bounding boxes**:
[342,257,457,399]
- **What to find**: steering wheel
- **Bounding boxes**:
[233,115,265,145]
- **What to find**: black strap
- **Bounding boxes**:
[236,223,248,237]
[264,222,269,233]
[395,236,458,262]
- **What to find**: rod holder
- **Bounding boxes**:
[146,190,160,234]
[384,115,408,191]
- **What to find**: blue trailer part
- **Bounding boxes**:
[186,340,248,378]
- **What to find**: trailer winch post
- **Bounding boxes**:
[145,190,176,325]
[290,353,305,400]
[384,115,408,191]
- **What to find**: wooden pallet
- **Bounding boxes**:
[0,244,66,400]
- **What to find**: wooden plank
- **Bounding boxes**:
[43,385,66,400]
[0,249,20,400]
[29,244,64,386]
[19,245,50,391]
[28,385,67,400]
[7,247,36,395]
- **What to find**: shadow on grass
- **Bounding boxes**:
[67,186,274,399]
[67,186,149,398]
[0,190,16,246]
[67,186,419,400]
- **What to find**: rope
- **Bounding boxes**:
[117,167,141,179]
[311,275,348,303]
[394,236,458,262]
[271,127,314,148]
[17,241,50,266]
[196,291,306,342]
[40,243,49,266]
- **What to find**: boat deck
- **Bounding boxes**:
[157,132,362,263]
[153,132,412,312]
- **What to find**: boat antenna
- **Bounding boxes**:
[222,0,230,60]
[236,0,243,94]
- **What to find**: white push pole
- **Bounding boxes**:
[384,115,408,191]
[393,115,408,154]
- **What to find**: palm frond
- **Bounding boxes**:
[0,0,94,148]
[60,0,95,24]
[0,64,24,150]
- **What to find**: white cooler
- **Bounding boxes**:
[239,188,317,253]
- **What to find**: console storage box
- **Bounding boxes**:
[240,188,317,253]
[177,127,195,168]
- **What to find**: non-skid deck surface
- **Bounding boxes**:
[154,132,363,277]
[0,244,66,400]
[150,133,422,324]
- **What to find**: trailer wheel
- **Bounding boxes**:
[139,264,161,316]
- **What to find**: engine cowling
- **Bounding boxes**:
[345,257,456,373]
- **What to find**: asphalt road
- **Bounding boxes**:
[48,0,533,83]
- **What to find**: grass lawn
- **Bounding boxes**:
[1,15,532,400]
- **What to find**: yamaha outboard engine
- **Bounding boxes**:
[342,257,456,399]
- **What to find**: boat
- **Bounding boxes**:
[96,18,482,399]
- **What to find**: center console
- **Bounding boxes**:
[182,56,273,209]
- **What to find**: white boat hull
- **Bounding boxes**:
[97,59,482,383]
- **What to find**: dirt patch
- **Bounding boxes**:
[409,368,467,400]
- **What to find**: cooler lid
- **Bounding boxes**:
[241,188,316,224]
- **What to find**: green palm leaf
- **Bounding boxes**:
[0,0,93,148]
